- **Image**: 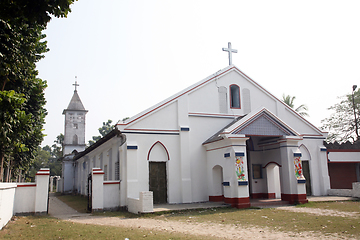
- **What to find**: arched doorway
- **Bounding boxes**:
[148,141,169,204]
[265,162,281,199]
[299,144,312,195]
[211,165,224,201]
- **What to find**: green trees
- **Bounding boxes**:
[0,0,76,181]
[88,120,115,146]
[282,94,309,117]
[321,89,360,143]
[28,134,64,181]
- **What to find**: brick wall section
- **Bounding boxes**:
[328,162,357,189]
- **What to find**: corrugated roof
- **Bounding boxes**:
[202,117,244,145]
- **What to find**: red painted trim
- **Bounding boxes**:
[327,149,360,152]
[267,193,276,199]
[299,144,311,160]
[224,197,250,209]
[230,68,324,135]
[329,160,360,163]
[103,181,120,185]
[229,84,241,109]
[251,193,266,199]
[93,168,103,171]
[251,193,277,199]
[263,161,282,168]
[281,193,308,204]
[17,184,36,187]
[36,173,50,176]
[189,112,242,118]
[117,66,324,136]
[118,67,235,126]
[209,195,224,202]
[147,141,170,160]
[93,172,104,175]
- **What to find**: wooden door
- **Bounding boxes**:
[149,162,167,204]
[302,161,312,196]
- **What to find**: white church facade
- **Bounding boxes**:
[62,64,330,209]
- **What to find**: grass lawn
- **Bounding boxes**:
[152,205,360,237]
[3,195,358,239]
[92,200,360,238]
[0,216,216,240]
[298,200,360,213]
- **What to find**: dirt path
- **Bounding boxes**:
[48,195,354,239]
[277,206,360,218]
[69,215,346,239]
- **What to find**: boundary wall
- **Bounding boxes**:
[90,168,153,213]
[0,168,50,230]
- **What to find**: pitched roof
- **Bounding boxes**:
[203,108,300,145]
[117,65,325,136]
[64,90,87,112]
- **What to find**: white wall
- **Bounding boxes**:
[13,184,36,213]
[103,181,120,209]
[0,183,16,230]
[0,169,49,230]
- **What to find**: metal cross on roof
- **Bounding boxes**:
[73,77,79,91]
[222,42,237,65]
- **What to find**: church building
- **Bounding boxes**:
[61,46,331,208]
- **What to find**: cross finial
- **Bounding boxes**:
[222,42,237,65]
[73,76,79,91]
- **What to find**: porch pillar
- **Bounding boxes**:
[224,135,250,208]
[279,137,308,204]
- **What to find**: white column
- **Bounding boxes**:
[92,168,104,211]
[35,168,50,213]
[178,96,192,203]
[278,137,307,204]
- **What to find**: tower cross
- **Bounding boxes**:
[73,77,79,91]
[222,42,237,65]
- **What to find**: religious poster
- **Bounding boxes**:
[294,156,305,179]
[235,156,246,181]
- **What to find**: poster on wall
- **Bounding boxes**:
[235,156,246,181]
[294,156,305,180]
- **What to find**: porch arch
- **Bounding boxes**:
[209,165,224,202]
[265,163,281,199]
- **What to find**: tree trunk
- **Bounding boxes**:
[6,158,11,182]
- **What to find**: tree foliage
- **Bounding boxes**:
[282,94,309,117]
[28,134,64,181]
[321,89,360,143]
[88,120,115,146]
[0,0,76,181]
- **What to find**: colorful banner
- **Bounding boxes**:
[294,156,305,180]
[235,156,246,181]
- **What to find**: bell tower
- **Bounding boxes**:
[62,81,88,156]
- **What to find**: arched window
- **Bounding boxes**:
[73,134,78,145]
[230,84,240,108]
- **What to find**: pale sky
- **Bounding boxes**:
[37,0,360,147]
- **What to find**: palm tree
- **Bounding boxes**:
[282,94,309,117]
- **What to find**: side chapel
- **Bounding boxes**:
[62,45,330,208]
